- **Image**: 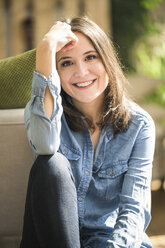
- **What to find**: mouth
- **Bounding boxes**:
[73,79,96,88]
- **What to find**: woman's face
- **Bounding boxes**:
[56,32,109,106]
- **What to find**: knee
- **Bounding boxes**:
[33,153,73,182]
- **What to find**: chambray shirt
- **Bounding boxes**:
[25,72,155,248]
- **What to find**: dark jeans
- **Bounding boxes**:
[20,153,81,248]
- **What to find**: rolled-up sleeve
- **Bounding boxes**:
[24,71,63,155]
[107,116,155,248]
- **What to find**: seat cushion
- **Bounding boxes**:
[0,109,33,237]
[0,235,21,248]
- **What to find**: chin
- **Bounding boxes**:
[78,97,99,103]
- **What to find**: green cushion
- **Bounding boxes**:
[0,49,36,109]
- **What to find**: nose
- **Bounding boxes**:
[74,61,89,77]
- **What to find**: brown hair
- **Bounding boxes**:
[61,16,131,134]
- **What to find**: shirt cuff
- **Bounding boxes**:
[32,71,61,97]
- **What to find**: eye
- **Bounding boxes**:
[85,54,97,61]
[61,60,73,67]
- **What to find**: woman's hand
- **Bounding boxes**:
[43,21,78,53]
[36,21,78,78]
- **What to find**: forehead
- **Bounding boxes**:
[57,32,95,59]
[73,32,93,46]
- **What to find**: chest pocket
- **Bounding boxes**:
[96,161,128,201]
[59,143,81,161]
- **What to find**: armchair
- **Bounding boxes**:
[0,49,36,248]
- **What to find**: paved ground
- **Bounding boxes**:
[147,189,165,247]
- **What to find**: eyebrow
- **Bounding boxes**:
[57,56,71,63]
[57,50,97,63]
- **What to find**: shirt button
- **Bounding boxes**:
[62,149,66,154]
[78,197,82,202]
[85,171,89,176]
[109,170,114,175]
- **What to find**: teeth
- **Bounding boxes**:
[76,80,93,87]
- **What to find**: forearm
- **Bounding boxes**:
[44,85,54,119]
[36,40,56,118]
[24,21,78,154]
[24,72,62,155]
[107,195,148,248]
[106,181,151,248]
[107,117,155,248]
[36,39,55,78]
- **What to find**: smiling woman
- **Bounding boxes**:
[20,16,155,248]
[57,32,108,110]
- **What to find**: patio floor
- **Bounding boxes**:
[147,186,165,248]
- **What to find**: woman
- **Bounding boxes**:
[20,17,155,248]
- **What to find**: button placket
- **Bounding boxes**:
[85,171,89,176]
[77,130,96,223]
[109,170,114,175]
[62,149,66,155]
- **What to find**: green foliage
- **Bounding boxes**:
[111,0,165,107]
[133,23,165,79]
[144,82,165,106]
[133,21,165,107]
[141,0,163,10]
[160,117,165,128]
[111,0,163,72]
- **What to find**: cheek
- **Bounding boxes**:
[98,67,108,84]
[98,63,105,71]
[57,71,67,87]
[95,63,107,77]
[100,71,109,89]
[60,79,71,95]
[58,69,72,84]
[105,73,109,83]
[61,80,68,91]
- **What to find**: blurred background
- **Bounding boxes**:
[0,0,165,247]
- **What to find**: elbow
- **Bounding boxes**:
[30,139,58,155]
[29,119,61,155]
[37,145,55,155]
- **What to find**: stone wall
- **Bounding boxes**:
[0,0,111,59]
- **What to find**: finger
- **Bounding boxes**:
[60,37,78,52]
[65,30,78,44]
[70,32,78,42]
[60,41,74,52]
[62,22,71,29]
[61,31,78,51]
[51,21,71,31]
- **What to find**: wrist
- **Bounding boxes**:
[36,40,57,79]
[37,39,57,54]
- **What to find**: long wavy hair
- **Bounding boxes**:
[60,16,131,134]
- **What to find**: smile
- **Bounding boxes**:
[74,79,96,88]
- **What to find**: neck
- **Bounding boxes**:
[72,94,104,126]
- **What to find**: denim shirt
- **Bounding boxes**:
[25,72,155,248]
